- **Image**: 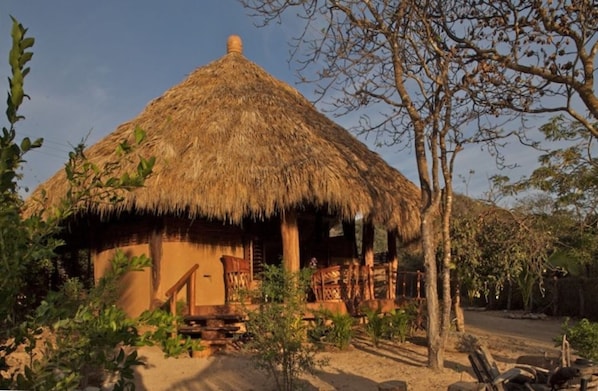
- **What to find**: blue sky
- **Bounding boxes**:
[0,1,547,202]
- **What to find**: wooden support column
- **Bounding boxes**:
[149,218,164,309]
[242,234,254,278]
[387,229,399,300]
[342,219,358,258]
[281,209,300,272]
[362,218,375,267]
[387,229,398,266]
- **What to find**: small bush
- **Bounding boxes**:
[384,309,412,343]
[307,312,330,346]
[308,310,354,350]
[363,308,385,347]
[328,312,355,349]
[244,265,326,391]
[363,307,414,347]
[558,318,598,361]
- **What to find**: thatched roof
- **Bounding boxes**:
[28,36,421,240]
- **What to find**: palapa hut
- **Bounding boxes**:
[29,36,421,317]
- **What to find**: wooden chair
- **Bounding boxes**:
[311,265,342,301]
[467,346,550,391]
[221,255,251,303]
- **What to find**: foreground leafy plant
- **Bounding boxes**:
[363,308,386,347]
[6,250,200,390]
[558,318,598,361]
[137,308,200,357]
[244,264,326,391]
[308,309,354,350]
[0,16,196,390]
[363,307,414,347]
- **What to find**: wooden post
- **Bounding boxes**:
[187,268,196,315]
[281,209,300,272]
[387,229,398,300]
[342,219,358,258]
[362,218,375,267]
[368,267,374,300]
[243,236,253,278]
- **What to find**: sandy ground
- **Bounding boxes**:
[132,310,566,391]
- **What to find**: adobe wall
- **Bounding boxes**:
[94,244,151,318]
[159,240,243,306]
[92,216,245,317]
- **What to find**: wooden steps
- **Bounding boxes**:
[179,313,246,355]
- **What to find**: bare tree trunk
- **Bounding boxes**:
[439,249,452,363]
[453,283,465,332]
[440,174,454,351]
[507,278,512,311]
[422,210,442,369]
[149,218,164,308]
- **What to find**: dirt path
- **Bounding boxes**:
[132,309,568,390]
[464,309,564,348]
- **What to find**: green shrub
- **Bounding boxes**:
[0,17,180,391]
[384,309,412,343]
[328,311,355,350]
[307,309,354,350]
[137,308,201,357]
[364,308,386,347]
[244,264,326,391]
[3,250,200,391]
[558,318,598,361]
[363,307,414,347]
[307,311,330,346]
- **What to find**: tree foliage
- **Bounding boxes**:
[451,195,554,311]
[0,16,45,328]
[439,0,598,137]
[494,116,598,276]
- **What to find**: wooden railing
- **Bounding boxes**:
[396,270,424,299]
[311,263,398,302]
[165,263,199,319]
[311,265,425,302]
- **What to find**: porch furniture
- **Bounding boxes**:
[311,265,343,301]
[466,346,550,391]
[221,255,252,303]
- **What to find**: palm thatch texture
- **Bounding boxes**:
[28,35,421,241]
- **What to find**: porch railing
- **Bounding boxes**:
[165,263,199,319]
[311,264,424,302]
[396,270,424,299]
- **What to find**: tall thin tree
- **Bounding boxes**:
[241,0,513,369]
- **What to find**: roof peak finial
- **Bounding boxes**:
[227,35,243,54]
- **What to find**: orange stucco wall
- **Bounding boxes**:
[92,217,245,317]
[94,244,151,318]
[158,240,243,307]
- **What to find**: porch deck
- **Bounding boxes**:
[167,261,426,355]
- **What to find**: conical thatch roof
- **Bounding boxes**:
[28,36,421,240]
